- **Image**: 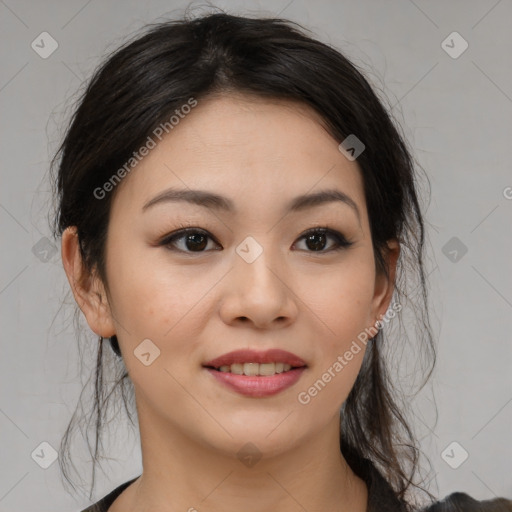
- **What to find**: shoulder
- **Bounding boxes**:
[79,476,140,512]
[422,491,512,511]
[346,451,512,512]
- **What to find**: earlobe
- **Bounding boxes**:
[61,226,116,338]
[371,239,400,322]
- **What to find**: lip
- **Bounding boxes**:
[205,367,307,397]
[202,348,307,368]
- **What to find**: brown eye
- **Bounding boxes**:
[294,228,353,253]
[306,232,327,251]
[160,228,219,253]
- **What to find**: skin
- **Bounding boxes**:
[61,92,399,512]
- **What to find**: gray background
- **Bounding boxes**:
[1,0,511,510]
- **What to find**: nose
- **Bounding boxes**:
[218,244,298,330]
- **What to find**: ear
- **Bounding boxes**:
[61,226,116,338]
[369,239,400,325]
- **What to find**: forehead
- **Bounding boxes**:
[110,93,367,221]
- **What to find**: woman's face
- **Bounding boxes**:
[67,93,398,458]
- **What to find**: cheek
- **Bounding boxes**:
[304,257,376,333]
[104,244,219,363]
[301,256,375,391]
[298,277,372,413]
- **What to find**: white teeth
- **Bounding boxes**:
[244,362,259,376]
[216,362,293,375]
[231,363,244,375]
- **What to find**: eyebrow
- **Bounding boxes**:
[142,187,361,221]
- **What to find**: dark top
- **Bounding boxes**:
[80,454,512,512]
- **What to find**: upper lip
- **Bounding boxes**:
[203,349,307,368]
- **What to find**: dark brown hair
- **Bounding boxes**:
[50,8,438,508]
[426,492,512,512]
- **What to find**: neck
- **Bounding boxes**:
[114,400,367,512]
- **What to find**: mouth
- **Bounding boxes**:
[202,348,307,374]
[202,348,308,397]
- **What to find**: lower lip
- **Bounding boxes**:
[204,367,306,397]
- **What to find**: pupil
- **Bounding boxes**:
[306,233,326,251]
[187,233,207,251]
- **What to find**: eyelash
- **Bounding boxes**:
[158,223,354,255]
